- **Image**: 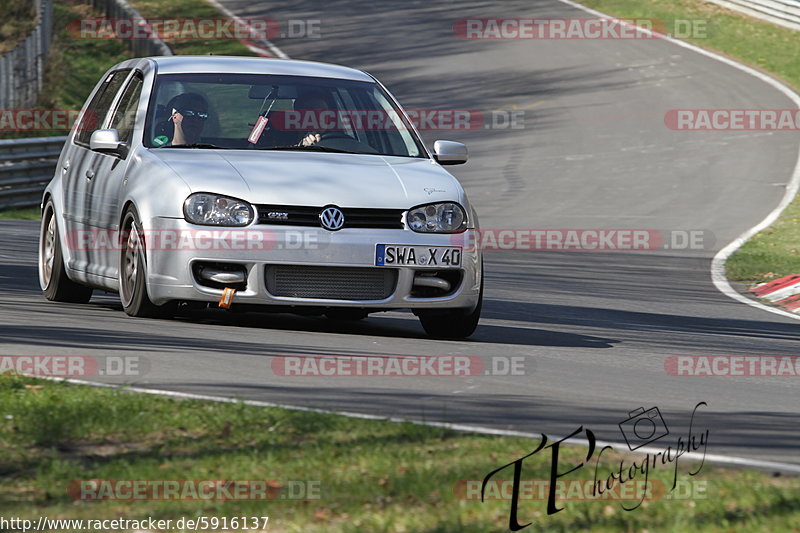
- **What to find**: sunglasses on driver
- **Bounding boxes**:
[173,108,209,120]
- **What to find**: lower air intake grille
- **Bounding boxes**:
[265,265,397,300]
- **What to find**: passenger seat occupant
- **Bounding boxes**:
[154,93,209,146]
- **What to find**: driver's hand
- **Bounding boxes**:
[300,133,321,147]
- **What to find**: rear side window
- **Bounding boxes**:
[109,73,144,144]
[75,69,131,145]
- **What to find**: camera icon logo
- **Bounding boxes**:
[619,407,670,451]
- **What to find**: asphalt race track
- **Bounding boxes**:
[2,0,800,465]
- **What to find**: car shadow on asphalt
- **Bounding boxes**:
[165,306,620,349]
[6,255,800,351]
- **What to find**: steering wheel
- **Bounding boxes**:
[315,131,379,153]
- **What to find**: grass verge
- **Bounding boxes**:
[0,207,40,220]
[0,0,38,55]
[131,0,256,56]
[725,195,800,282]
[1,377,799,532]
[577,0,800,284]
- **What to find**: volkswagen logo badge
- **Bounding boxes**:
[319,206,345,231]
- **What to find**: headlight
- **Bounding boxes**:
[184,193,254,226]
[407,202,467,233]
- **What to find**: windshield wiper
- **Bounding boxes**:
[159,143,227,149]
[257,145,360,154]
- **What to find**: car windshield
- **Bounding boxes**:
[144,73,426,157]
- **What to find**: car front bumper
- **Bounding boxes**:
[144,217,482,311]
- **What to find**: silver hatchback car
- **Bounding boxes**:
[38,56,483,338]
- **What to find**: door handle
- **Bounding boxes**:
[62,161,70,171]
[85,169,95,180]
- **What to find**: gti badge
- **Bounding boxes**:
[319,206,345,231]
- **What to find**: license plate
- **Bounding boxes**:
[375,245,462,267]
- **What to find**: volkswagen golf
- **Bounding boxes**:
[38,56,483,338]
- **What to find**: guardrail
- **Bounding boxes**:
[92,0,173,56]
[706,0,800,31]
[0,136,66,210]
[0,0,54,109]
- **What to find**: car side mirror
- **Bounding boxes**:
[433,140,467,165]
[90,129,128,158]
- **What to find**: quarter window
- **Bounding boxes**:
[109,73,144,145]
[75,69,131,145]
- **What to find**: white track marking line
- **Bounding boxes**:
[554,0,800,321]
[31,376,800,474]
[205,0,290,59]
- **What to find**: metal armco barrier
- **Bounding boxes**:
[0,136,66,210]
[706,0,800,31]
[0,0,53,109]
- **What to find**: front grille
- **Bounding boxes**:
[256,205,404,229]
[265,265,397,300]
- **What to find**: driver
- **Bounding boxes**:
[292,91,335,147]
[153,92,209,146]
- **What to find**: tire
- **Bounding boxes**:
[39,201,93,303]
[417,275,483,339]
[325,309,369,321]
[119,208,175,318]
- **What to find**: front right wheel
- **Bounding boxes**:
[119,208,174,318]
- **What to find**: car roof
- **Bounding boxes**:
[145,56,375,82]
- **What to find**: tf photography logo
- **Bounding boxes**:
[479,402,709,531]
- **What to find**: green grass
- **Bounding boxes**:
[131,0,256,56]
[726,194,800,282]
[0,0,38,54]
[578,0,800,283]
[39,1,130,111]
[0,207,40,220]
[1,377,799,532]
[39,0,255,110]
